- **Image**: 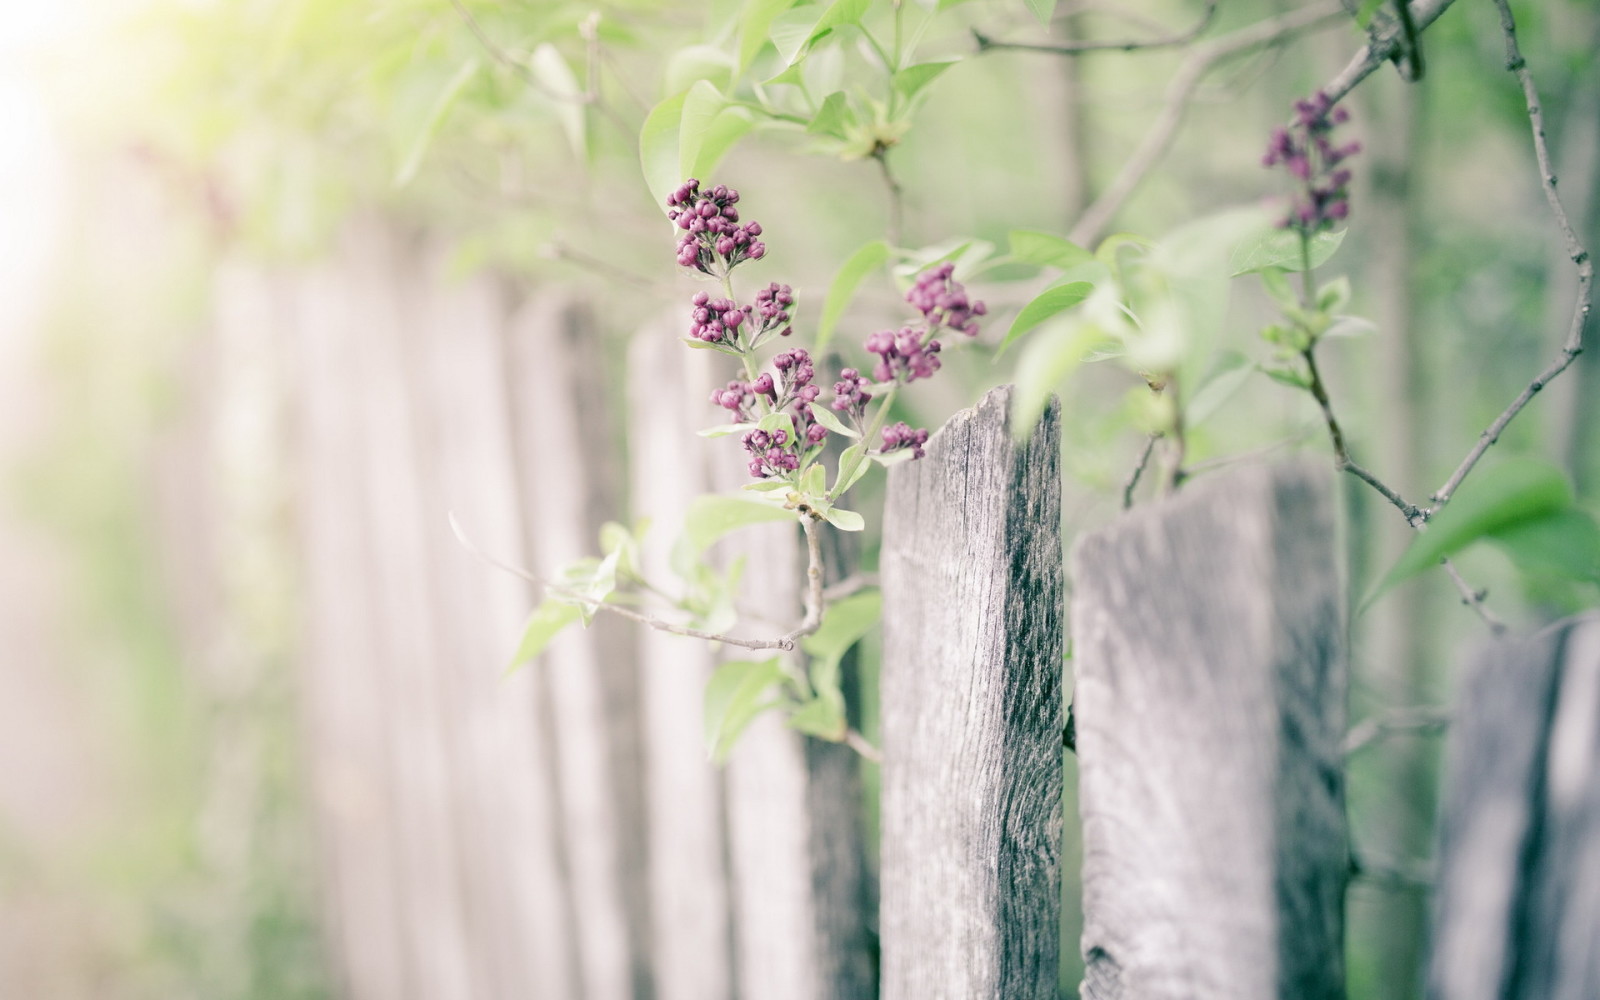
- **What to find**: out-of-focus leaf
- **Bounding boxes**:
[801,590,882,663]
[393,58,478,188]
[770,5,828,64]
[704,657,786,761]
[809,405,859,439]
[1377,458,1574,595]
[530,44,587,162]
[740,0,800,70]
[998,281,1094,355]
[688,106,756,181]
[1230,228,1345,275]
[822,506,864,531]
[1010,316,1108,438]
[1024,0,1058,28]
[892,59,959,99]
[787,696,847,739]
[817,239,890,350]
[1488,508,1600,584]
[807,90,854,138]
[678,80,726,182]
[665,44,738,94]
[1185,350,1254,427]
[1008,230,1091,271]
[640,90,687,208]
[506,598,582,673]
[684,494,796,555]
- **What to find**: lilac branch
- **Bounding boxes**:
[1320,0,1458,105]
[1121,433,1159,509]
[1427,0,1594,514]
[973,1,1219,55]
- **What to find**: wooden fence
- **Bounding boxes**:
[261,225,1598,999]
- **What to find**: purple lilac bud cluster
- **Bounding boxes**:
[831,368,873,423]
[1262,91,1361,234]
[736,349,828,478]
[752,283,795,339]
[864,326,942,384]
[667,179,766,274]
[880,422,929,460]
[905,262,987,336]
[710,379,758,422]
[688,291,746,346]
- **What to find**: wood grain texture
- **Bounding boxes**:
[880,384,1065,1000]
[1070,460,1346,1000]
[1429,614,1600,1000]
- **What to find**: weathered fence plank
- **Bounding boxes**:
[1070,461,1346,1000]
[1428,614,1600,1000]
[880,384,1065,1000]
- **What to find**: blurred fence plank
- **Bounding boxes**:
[1069,461,1346,1000]
[879,384,1065,1000]
[1429,615,1600,1000]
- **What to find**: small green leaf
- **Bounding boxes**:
[506,599,583,673]
[869,449,917,468]
[1023,0,1058,28]
[1008,230,1091,271]
[1261,364,1311,389]
[999,281,1094,355]
[831,441,870,497]
[818,239,890,350]
[640,91,687,208]
[690,107,756,181]
[822,506,865,531]
[770,5,827,64]
[1010,316,1107,438]
[684,494,797,555]
[1230,229,1346,276]
[787,697,847,739]
[1377,458,1575,595]
[756,410,797,441]
[808,405,859,439]
[1317,275,1352,313]
[529,45,587,162]
[814,0,870,36]
[665,44,737,95]
[1259,267,1298,309]
[801,590,882,662]
[891,59,959,99]
[1355,0,1386,28]
[807,91,854,139]
[739,0,800,70]
[704,657,786,761]
[394,58,479,188]
[799,461,826,497]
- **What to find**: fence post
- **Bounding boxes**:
[879,384,1065,1000]
[1427,615,1600,1000]
[1069,460,1346,1000]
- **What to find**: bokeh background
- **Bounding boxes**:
[1,1,1596,998]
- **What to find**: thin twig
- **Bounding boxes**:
[1320,0,1458,104]
[1343,705,1450,755]
[973,1,1219,55]
[1427,0,1593,514]
[1302,346,1426,525]
[1441,558,1508,633]
[844,727,883,763]
[543,241,656,288]
[873,148,904,247]
[1068,0,1347,246]
[1349,847,1434,892]
[822,572,880,602]
[1121,433,1159,509]
[780,516,828,648]
[450,513,805,652]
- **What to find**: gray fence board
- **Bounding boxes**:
[1429,615,1600,1000]
[1069,461,1346,1000]
[879,384,1065,1000]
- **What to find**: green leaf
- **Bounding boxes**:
[1377,458,1575,595]
[739,0,800,70]
[806,91,854,139]
[799,461,826,497]
[679,80,726,182]
[506,599,583,673]
[689,107,756,181]
[530,44,587,162]
[1185,350,1254,428]
[787,696,847,740]
[665,44,738,95]
[822,506,865,531]
[891,59,959,99]
[639,90,687,208]
[1261,364,1310,389]
[704,657,786,761]
[808,405,859,439]
[815,0,870,36]
[831,441,870,497]
[1010,316,1107,438]
[698,422,755,438]
[770,5,827,64]
[998,281,1094,355]
[684,494,797,555]
[393,58,479,188]
[1317,275,1352,313]
[801,590,882,662]
[869,449,917,468]
[756,410,797,441]
[817,239,890,350]
[1023,0,1057,28]
[1259,267,1297,309]
[1488,508,1600,584]
[1008,230,1092,271]
[1229,229,1346,276]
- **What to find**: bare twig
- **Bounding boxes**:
[844,727,883,763]
[1440,558,1508,633]
[1343,705,1450,755]
[450,512,807,652]
[822,572,880,603]
[1427,0,1593,513]
[781,516,828,648]
[1068,0,1347,246]
[973,1,1219,55]
[1349,847,1434,892]
[1320,0,1458,104]
[542,241,656,288]
[1302,346,1426,525]
[1121,433,1159,509]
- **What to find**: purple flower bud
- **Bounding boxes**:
[806,424,827,445]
